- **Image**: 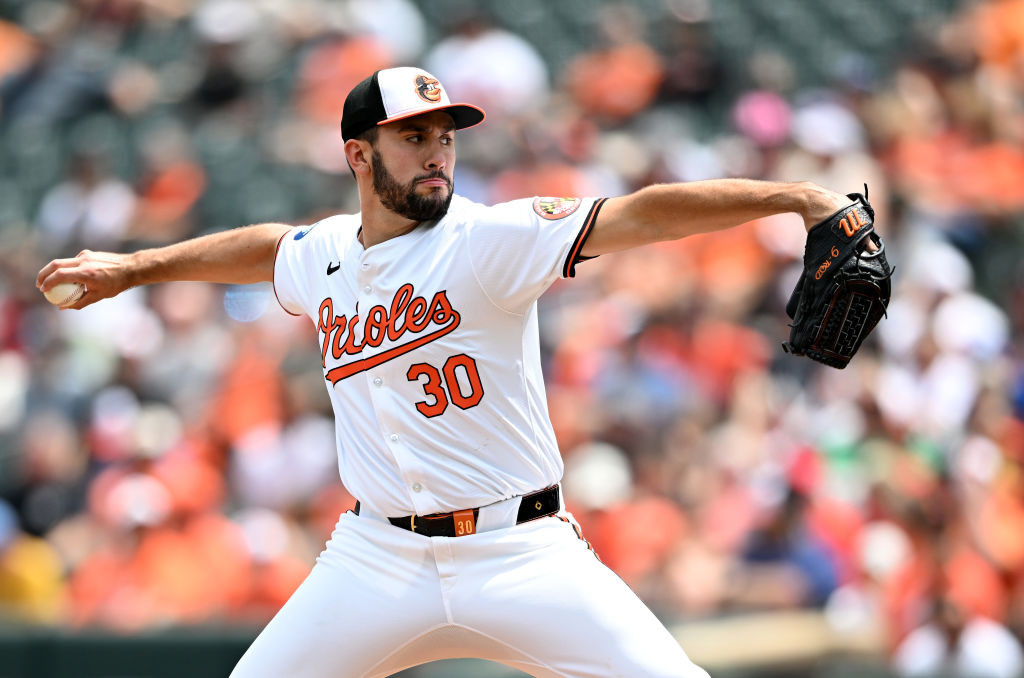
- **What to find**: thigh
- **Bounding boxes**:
[231,513,448,678]
[449,516,710,678]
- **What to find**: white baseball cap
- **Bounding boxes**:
[341,67,486,141]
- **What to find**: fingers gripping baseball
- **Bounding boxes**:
[36,250,133,310]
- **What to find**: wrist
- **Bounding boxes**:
[123,250,149,288]
[795,182,853,229]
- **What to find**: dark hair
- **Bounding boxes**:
[347,127,379,178]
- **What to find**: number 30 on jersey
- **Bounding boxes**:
[406,354,484,418]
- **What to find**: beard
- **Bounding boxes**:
[371,148,454,222]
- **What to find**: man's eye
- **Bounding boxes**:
[441,137,453,145]
[407,135,421,143]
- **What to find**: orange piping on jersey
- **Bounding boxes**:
[562,198,607,279]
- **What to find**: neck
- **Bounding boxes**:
[357,185,421,249]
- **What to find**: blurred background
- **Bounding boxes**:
[1,0,1023,676]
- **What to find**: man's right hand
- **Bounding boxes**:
[37,249,135,310]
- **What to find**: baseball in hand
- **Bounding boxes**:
[43,282,86,307]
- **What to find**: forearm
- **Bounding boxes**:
[37,222,293,310]
[126,223,291,286]
[585,180,850,256]
[632,179,806,237]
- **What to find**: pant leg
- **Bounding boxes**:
[230,512,449,678]
[446,514,710,678]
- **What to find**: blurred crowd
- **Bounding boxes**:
[1,0,1024,674]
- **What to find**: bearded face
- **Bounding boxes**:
[371,147,454,222]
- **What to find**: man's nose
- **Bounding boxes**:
[425,149,447,172]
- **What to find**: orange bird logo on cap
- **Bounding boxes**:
[415,75,443,103]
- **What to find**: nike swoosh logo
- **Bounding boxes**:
[324,312,461,384]
[326,262,341,275]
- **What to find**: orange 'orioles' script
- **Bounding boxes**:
[318,284,461,384]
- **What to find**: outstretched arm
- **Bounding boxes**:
[582,179,854,257]
[36,223,292,309]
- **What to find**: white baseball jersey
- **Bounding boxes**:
[273,194,607,517]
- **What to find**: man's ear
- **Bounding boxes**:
[345,139,372,176]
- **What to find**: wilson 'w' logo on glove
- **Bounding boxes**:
[782,189,893,369]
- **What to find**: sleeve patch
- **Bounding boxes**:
[533,197,581,220]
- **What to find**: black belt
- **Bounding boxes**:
[354,485,561,538]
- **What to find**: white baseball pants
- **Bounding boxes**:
[230,505,710,678]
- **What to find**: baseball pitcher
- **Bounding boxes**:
[37,67,887,677]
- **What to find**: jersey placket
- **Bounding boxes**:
[356,248,436,516]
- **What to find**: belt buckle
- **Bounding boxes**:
[410,514,416,533]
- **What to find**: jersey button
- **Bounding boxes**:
[389,433,400,442]
[373,377,383,387]
[412,482,422,493]
[363,285,372,294]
